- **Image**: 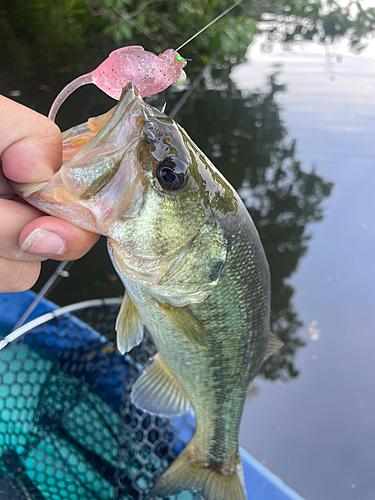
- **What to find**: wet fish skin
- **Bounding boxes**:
[9,83,278,500]
[116,196,270,500]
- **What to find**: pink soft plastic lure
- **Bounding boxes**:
[48,46,187,121]
[47,1,245,122]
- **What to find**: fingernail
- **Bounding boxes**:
[20,228,66,256]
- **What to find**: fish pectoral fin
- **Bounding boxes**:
[152,223,227,308]
[131,353,190,417]
[148,441,246,500]
[156,300,209,349]
[116,292,144,354]
[264,332,283,360]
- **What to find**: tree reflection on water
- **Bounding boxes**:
[172,69,333,382]
[0,1,334,383]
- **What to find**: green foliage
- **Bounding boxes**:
[85,0,375,58]
[259,0,375,52]
[219,15,258,54]
[0,0,105,77]
[1,0,374,78]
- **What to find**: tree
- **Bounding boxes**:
[1,1,374,76]
[0,0,339,381]
[87,0,375,58]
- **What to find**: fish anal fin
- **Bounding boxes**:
[156,300,209,348]
[116,292,144,354]
[131,354,190,417]
[148,442,246,500]
[264,332,283,360]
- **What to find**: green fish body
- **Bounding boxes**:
[9,84,281,500]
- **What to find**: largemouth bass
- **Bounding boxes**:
[9,83,282,500]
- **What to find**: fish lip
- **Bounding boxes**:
[59,83,149,199]
[121,81,153,117]
[119,81,141,106]
[111,82,147,130]
[117,83,161,148]
[63,82,147,164]
[101,81,151,138]
[127,85,171,123]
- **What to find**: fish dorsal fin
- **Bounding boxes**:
[264,332,283,360]
[116,292,144,354]
[131,354,190,417]
[156,300,209,349]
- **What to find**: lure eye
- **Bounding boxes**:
[157,159,185,191]
[177,69,187,85]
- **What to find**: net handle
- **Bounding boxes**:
[0,297,122,351]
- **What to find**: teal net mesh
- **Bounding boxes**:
[0,303,201,500]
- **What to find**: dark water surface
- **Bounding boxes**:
[1,35,374,500]
[234,40,375,500]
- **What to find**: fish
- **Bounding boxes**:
[8,83,282,500]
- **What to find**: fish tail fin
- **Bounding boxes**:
[148,441,247,500]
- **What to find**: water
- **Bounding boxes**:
[1,16,375,500]
[234,38,375,500]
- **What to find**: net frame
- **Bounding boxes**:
[0,298,200,500]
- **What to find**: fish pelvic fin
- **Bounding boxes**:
[148,442,247,500]
[264,332,283,361]
[131,353,190,417]
[116,292,144,354]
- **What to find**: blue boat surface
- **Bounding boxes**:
[0,291,304,500]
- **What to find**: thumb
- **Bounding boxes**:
[0,95,62,183]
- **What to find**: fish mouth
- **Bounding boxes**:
[60,83,150,200]
[110,82,148,128]
[117,81,165,125]
[69,82,148,163]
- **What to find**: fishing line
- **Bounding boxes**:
[11,1,245,332]
[176,0,244,51]
[170,47,221,119]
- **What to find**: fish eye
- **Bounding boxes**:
[156,159,185,191]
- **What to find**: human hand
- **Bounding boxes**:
[0,95,99,293]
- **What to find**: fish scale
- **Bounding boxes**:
[118,198,270,468]
[8,83,280,500]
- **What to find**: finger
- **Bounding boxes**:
[0,95,62,183]
[0,257,41,293]
[0,169,16,198]
[0,199,47,262]
[19,216,99,261]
